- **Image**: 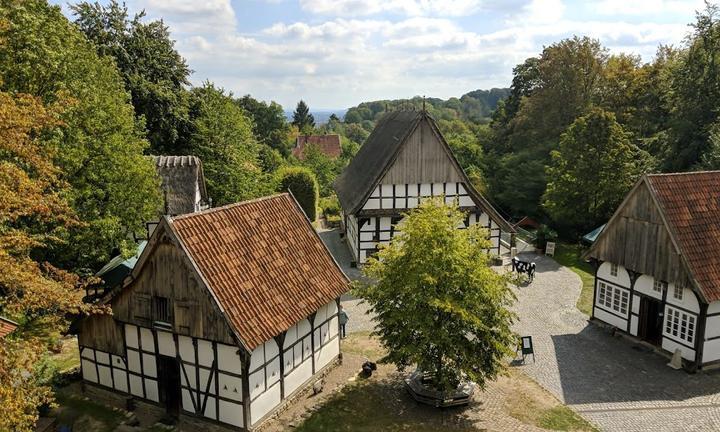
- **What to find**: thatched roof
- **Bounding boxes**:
[152,155,209,216]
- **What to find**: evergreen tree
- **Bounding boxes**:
[292,99,315,133]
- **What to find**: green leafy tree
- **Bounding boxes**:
[664,3,720,170]
[487,37,608,218]
[236,95,291,156]
[0,0,161,271]
[275,166,319,221]
[71,0,191,154]
[356,199,516,392]
[185,83,267,205]
[0,88,100,432]
[292,99,315,133]
[543,109,644,234]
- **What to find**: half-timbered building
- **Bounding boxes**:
[76,193,349,429]
[586,171,720,370]
[334,110,513,265]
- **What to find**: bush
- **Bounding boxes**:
[319,195,341,217]
[535,224,558,250]
[276,166,319,221]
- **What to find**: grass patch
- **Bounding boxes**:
[341,331,386,361]
[296,380,476,432]
[55,391,125,430]
[539,406,598,431]
[505,371,597,432]
[553,243,594,316]
[50,338,80,372]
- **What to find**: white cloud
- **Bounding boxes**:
[107,0,697,108]
[593,0,704,16]
[298,0,482,17]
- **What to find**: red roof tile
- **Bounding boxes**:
[0,317,18,338]
[170,193,349,350]
[647,171,720,302]
[293,135,342,160]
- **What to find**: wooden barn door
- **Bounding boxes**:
[158,355,181,418]
[638,297,662,345]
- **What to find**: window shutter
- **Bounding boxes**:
[134,294,151,320]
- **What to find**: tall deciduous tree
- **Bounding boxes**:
[356,199,516,392]
[664,3,720,170]
[236,95,291,156]
[71,0,192,154]
[185,83,268,205]
[292,99,315,133]
[543,109,644,234]
[0,0,161,271]
[0,89,96,432]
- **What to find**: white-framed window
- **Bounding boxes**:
[610,263,618,277]
[673,284,684,300]
[653,279,667,293]
[597,281,629,316]
[664,306,696,344]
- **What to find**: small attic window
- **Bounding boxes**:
[152,296,171,324]
[673,284,684,301]
[610,263,618,277]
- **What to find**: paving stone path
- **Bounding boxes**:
[512,252,720,432]
[319,228,720,431]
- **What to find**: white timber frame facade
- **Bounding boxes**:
[334,111,513,265]
[586,172,720,370]
[77,194,348,430]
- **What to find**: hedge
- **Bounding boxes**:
[276,166,319,221]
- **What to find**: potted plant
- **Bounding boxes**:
[534,224,557,254]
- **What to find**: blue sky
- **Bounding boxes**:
[53,0,706,109]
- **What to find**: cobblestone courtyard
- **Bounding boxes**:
[319,229,720,431]
[512,253,720,432]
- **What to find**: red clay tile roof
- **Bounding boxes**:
[0,317,18,338]
[647,171,720,302]
[169,193,349,350]
[292,135,342,160]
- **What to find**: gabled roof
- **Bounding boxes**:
[586,171,720,303]
[293,135,342,160]
[334,111,422,214]
[646,171,720,302]
[167,193,349,350]
[152,155,209,216]
[0,317,18,338]
[333,111,513,232]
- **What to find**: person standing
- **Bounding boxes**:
[338,304,349,338]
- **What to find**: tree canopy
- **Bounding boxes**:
[185,83,268,206]
[356,199,516,392]
[543,109,645,234]
[0,0,161,271]
[71,0,191,154]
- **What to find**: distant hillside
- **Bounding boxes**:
[343,88,510,127]
[284,109,348,125]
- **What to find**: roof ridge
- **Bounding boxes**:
[646,170,720,177]
[171,193,289,221]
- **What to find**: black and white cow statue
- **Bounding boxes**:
[511,256,536,282]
